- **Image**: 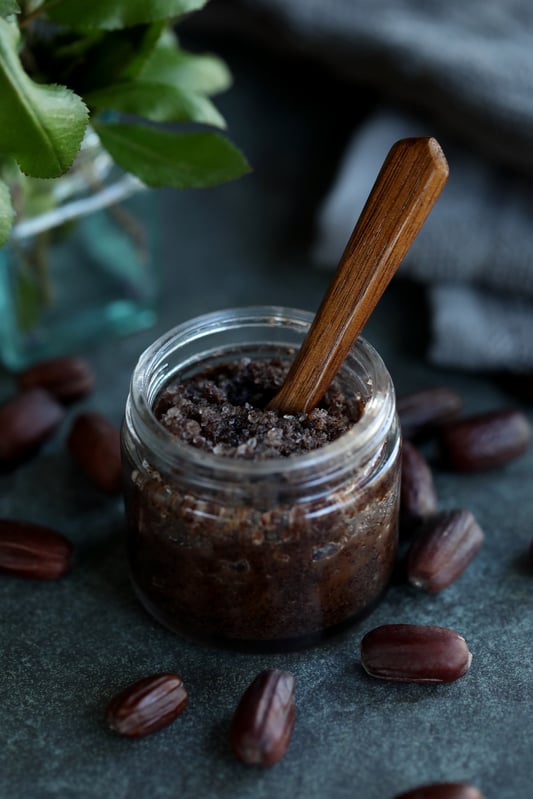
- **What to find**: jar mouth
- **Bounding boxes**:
[127,306,396,481]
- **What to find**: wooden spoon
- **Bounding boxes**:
[268,137,449,414]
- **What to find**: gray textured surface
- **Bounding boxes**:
[1,40,532,799]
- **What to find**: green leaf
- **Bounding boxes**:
[94,122,250,189]
[0,178,14,247]
[112,22,165,82]
[141,38,232,96]
[0,18,88,178]
[86,81,226,128]
[0,0,19,16]
[34,24,164,95]
[43,0,208,31]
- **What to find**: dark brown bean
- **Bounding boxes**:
[400,440,438,529]
[106,673,188,738]
[360,624,472,683]
[0,519,73,579]
[0,388,65,463]
[67,412,122,493]
[438,409,531,471]
[230,669,296,766]
[397,387,463,441]
[17,355,94,402]
[393,782,484,799]
[406,509,484,592]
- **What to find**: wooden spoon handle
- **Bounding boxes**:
[268,137,449,414]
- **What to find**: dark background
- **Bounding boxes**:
[1,22,532,799]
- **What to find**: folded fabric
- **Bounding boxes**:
[219,0,533,373]
[231,0,533,175]
[313,110,533,373]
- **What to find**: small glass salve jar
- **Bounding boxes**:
[121,306,401,650]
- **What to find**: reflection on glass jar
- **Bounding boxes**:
[121,307,401,651]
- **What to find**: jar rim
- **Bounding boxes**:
[126,306,396,481]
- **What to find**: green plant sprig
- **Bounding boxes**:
[0,0,250,246]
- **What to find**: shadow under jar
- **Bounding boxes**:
[121,307,401,651]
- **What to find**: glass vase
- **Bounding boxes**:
[0,130,160,371]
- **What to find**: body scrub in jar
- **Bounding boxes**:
[121,306,401,650]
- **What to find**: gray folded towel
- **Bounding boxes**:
[234,0,533,173]
[313,110,533,373]
[225,0,533,373]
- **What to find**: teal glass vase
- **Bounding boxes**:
[0,130,160,371]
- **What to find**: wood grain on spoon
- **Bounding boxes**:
[268,137,449,414]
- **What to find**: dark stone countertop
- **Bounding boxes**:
[1,39,532,799]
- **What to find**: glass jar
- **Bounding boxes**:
[0,129,159,370]
[121,306,401,650]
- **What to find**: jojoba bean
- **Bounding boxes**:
[0,519,73,579]
[230,669,296,766]
[360,624,472,683]
[106,673,188,738]
[0,388,65,463]
[397,387,463,441]
[439,409,531,471]
[17,355,94,402]
[406,509,484,592]
[67,412,122,493]
[393,782,484,799]
[400,440,438,529]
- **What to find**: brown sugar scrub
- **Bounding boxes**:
[121,307,401,650]
[154,357,362,459]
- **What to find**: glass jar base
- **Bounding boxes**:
[0,301,157,371]
[130,575,391,653]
